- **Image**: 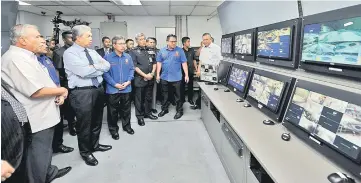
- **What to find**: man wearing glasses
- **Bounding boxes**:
[156,34,189,119]
[129,33,158,127]
[103,35,135,139]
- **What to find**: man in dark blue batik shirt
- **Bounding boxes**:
[156,34,189,119]
[103,35,135,139]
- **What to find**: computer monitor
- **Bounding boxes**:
[248,74,286,112]
[221,33,234,58]
[217,61,233,86]
[283,79,361,179]
[256,18,301,69]
[234,28,256,62]
[246,69,296,122]
[299,5,361,79]
[257,27,292,60]
[227,64,254,99]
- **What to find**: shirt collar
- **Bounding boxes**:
[205,43,214,48]
[72,43,85,51]
[166,46,178,51]
[111,51,125,58]
[10,45,35,57]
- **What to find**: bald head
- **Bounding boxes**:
[10,24,43,53]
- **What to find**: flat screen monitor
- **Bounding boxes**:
[228,67,249,93]
[257,27,293,60]
[235,33,252,55]
[285,87,361,162]
[217,61,233,85]
[301,16,361,67]
[248,74,285,112]
[221,37,233,54]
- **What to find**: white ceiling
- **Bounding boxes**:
[19,0,223,16]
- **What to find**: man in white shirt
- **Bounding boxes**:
[1,24,71,183]
[192,33,222,110]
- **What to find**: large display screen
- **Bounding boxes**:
[227,67,249,93]
[235,33,252,55]
[301,17,361,66]
[248,74,285,112]
[257,27,292,59]
[285,87,361,160]
[222,37,232,54]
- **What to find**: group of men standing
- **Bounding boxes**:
[1,22,221,183]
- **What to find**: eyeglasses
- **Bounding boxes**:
[115,43,126,45]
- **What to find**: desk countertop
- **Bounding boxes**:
[198,82,358,183]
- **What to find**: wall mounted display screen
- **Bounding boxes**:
[221,37,232,54]
[285,87,361,161]
[257,27,292,59]
[227,67,249,93]
[248,74,285,112]
[235,33,252,55]
[301,16,361,67]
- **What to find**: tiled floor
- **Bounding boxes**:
[52,103,230,183]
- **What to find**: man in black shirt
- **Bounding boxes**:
[129,33,158,126]
[181,37,197,105]
[53,31,77,137]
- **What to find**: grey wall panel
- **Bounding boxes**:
[1,1,18,55]
[218,0,299,34]
[302,1,361,16]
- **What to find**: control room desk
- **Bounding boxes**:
[198,82,358,183]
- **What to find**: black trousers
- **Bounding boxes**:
[69,86,104,157]
[26,127,58,183]
[107,93,131,134]
[161,80,183,112]
[134,82,153,120]
[181,74,194,102]
[3,123,31,183]
[53,97,76,149]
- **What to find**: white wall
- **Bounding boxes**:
[186,16,222,46]
[16,11,222,48]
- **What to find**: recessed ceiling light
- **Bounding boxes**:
[15,0,31,5]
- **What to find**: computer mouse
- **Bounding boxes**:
[263,119,275,125]
[281,133,291,141]
[243,103,251,108]
[327,172,355,183]
[236,98,244,102]
[214,88,218,91]
[224,89,230,92]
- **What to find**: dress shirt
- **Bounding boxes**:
[156,46,187,82]
[199,43,223,65]
[1,46,60,133]
[103,52,135,94]
[63,43,110,89]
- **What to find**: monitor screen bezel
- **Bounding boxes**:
[299,5,361,80]
[246,69,296,122]
[233,28,256,62]
[221,33,234,58]
[227,64,254,99]
[256,18,301,69]
[218,61,233,86]
[282,79,361,178]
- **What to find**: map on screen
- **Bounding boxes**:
[257,27,292,59]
